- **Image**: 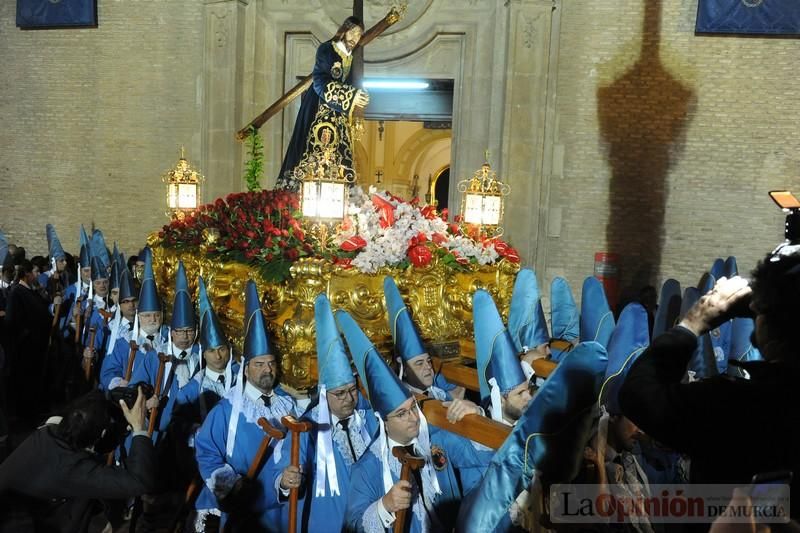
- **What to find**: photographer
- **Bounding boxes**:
[619,254,800,521]
[0,387,156,532]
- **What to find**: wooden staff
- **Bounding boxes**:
[98,307,114,326]
[81,298,95,345]
[221,418,284,533]
[250,418,285,478]
[281,415,312,533]
[124,340,139,382]
[48,301,61,350]
[391,446,426,533]
[73,297,83,351]
[83,326,97,382]
[147,353,170,437]
[235,5,406,139]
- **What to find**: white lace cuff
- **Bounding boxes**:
[376,498,396,529]
[207,464,239,500]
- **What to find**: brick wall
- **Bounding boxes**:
[0,0,204,259]
[548,0,800,305]
[2,0,799,305]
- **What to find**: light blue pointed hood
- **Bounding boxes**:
[198,276,226,351]
[550,277,579,362]
[599,303,650,415]
[170,261,196,330]
[383,276,427,362]
[90,255,109,282]
[724,256,738,278]
[579,276,615,348]
[457,341,608,532]
[78,225,91,268]
[46,224,65,261]
[508,269,550,353]
[243,280,273,363]
[316,294,354,390]
[0,231,8,269]
[137,246,161,313]
[91,229,111,270]
[653,279,681,339]
[473,289,527,422]
[335,310,410,418]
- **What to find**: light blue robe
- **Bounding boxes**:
[187,363,242,515]
[267,399,378,532]
[57,281,88,338]
[99,327,168,391]
[346,433,464,533]
[129,344,202,440]
[84,304,114,356]
[409,382,494,495]
[194,386,298,531]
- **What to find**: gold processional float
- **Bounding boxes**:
[154,145,520,392]
[153,2,520,391]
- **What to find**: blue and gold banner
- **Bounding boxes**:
[17,0,97,29]
[696,0,800,35]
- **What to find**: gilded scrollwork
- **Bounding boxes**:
[151,243,519,390]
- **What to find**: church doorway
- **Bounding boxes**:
[353,78,453,206]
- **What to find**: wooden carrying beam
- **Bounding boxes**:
[417,395,510,450]
[432,356,559,394]
[235,6,406,139]
[434,358,479,392]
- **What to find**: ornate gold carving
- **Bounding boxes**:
[150,242,518,390]
[386,3,408,25]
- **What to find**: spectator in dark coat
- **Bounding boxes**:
[4,259,52,425]
[0,387,155,532]
[620,253,800,520]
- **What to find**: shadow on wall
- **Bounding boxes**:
[597,0,696,302]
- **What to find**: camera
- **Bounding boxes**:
[769,191,800,257]
[105,382,154,410]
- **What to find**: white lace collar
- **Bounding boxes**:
[333,40,352,57]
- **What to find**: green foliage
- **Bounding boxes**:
[243,126,264,192]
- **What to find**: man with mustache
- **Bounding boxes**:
[267,294,378,532]
[194,280,297,531]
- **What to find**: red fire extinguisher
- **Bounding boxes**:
[594,252,620,311]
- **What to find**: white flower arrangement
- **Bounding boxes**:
[336,187,517,273]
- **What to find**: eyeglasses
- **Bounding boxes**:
[173,329,195,337]
[387,401,421,421]
[328,386,359,401]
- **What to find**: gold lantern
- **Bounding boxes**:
[457,157,510,236]
[293,127,356,246]
[162,147,204,219]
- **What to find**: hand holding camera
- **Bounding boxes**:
[119,386,146,433]
[680,276,752,337]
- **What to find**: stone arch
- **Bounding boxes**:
[394,128,451,182]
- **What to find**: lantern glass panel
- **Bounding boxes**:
[464,193,484,225]
[177,183,198,209]
[168,183,179,209]
[481,195,502,225]
[318,182,346,219]
[302,181,320,218]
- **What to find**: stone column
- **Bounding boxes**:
[202,0,252,202]
[499,0,561,275]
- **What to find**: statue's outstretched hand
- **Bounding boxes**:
[354,90,370,108]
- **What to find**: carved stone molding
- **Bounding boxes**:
[321,0,434,36]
